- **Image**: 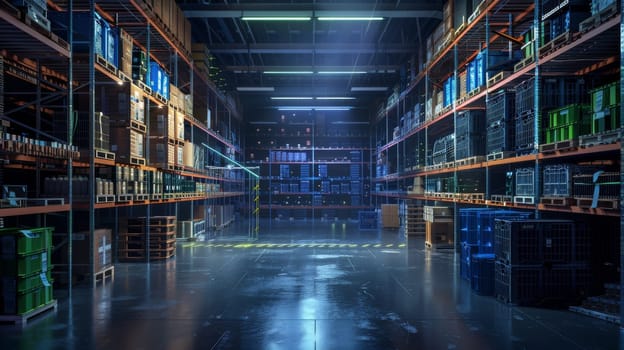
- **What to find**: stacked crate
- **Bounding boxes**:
[132,48,148,85]
[0,227,54,316]
[423,206,453,248]
[13,0,51,32]
[573,170,619,209]
[149,106,176,169]
[455,110,485,160]
[459,208,531,295]
[103,84,146,165]
[486,90,515,155]
[381,204,399,228]
[404,204,425,236]
[543,104,591,144]
[514,78,536,154]
[52,229,112,285]
[589,81,620,134]
[513,167,535,204]
[117,28,133,78]
[431,133,455,165]
[494,219,591,306]
[119,216,176,261]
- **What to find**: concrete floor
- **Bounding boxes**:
[1,219,622,349]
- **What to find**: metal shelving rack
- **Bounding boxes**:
[372,0,622,317]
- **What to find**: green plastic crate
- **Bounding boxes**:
[0,250,50,277]
[0,227,54,257]
[2,285,53,315]
[592,104,621,134]
[17,270,53,293]
[545,120,592,143]
[547,104,588,128]
[590,82,620,113]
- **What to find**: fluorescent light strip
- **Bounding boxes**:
[264,71,314,74]
[271,97,313,100]
[316,97,356,100]
[318,17,384,21]
[242,17,311,21]
[236,86,275,92]
[351,86,388,91]
[277,106,352,111]
[318,71,367,74]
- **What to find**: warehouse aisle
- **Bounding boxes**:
[0,220,620,349]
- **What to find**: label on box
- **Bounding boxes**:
[41,252,47,272]
[40,272,51,287]
[20,230,35,239]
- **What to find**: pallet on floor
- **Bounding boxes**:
[93,265,114,288]
[0,300,57,326]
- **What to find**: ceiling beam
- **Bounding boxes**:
[209,43,417,54]
[180,3,442,19]
[224,65,401,72]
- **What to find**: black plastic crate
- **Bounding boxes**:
[456,133,485,160]
[487,90,515,126]
[495,261,591,306]
[455,110,485,138]
[515,78,535,116]
[514,112,535,152]
[477,210,532,251]
[495,219,588,265]
[486,121,514,154]
[471,253,496,296]
[573,171,620,199]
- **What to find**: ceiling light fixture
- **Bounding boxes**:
[351,86,388,92]
[317,17,384,21]
[236,86,275,92]
[276,106,353,111]
[315,97,356,100]
[318,71,367,75]
[242,16,311,21]
[264,71,314,74]
[271,97,314,100]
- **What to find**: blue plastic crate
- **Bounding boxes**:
[359,211,378,230]
[471,253,496,296]
[300,164,310,178]
[318,164,328,178]
[105,26,118,67]
[459,208,493,244]
[460,242,479,281]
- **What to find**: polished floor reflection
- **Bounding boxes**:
[1,220,622,349]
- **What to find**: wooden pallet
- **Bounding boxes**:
[539,31,576,57]
[539,139,579,154]
[458,193,485,202]
[575,197,619,210]
[579,3,619,33]
[486,151,514,161]
[455,156,484,167]
[487,71,510,87]
[135,80,152,95]
[154,92,168,104]
[466,86,482,99]
[569,306,620,324]
[118,70,131,83]
[0,300,57,326]
[130,120,147,133]
[134,194,150,201]
[93,265,114,288]
[96,55,117,75]
[117,194,133,202]
[513,195,535,205]
[95,149,115,161]
[151,193,163,201]
[514,55,535,72]
[130,156,146,166]
[490,194,513,203]
[579,129,620,148]
[96,195,115,203]
[540,196,573,206]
